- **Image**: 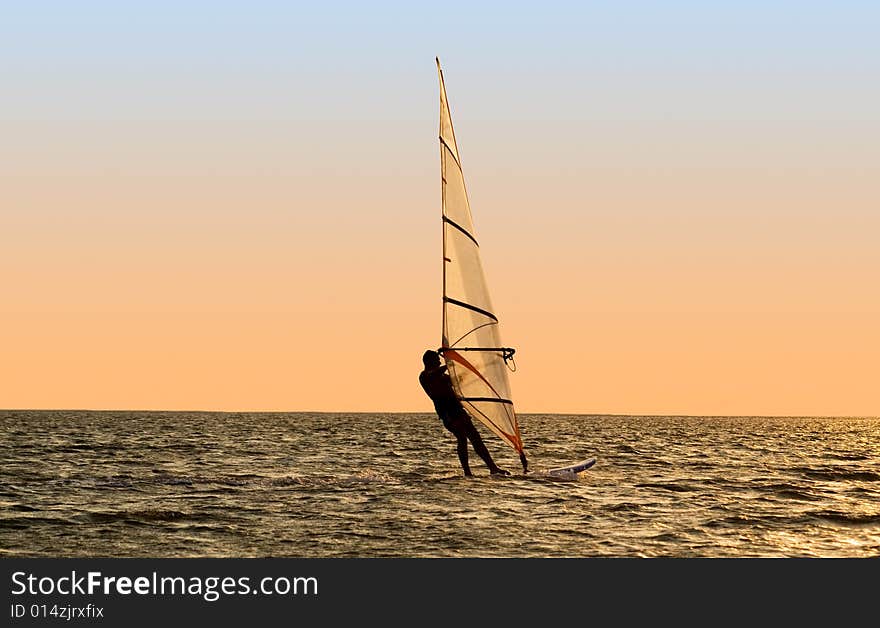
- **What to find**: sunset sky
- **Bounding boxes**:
[2,2,878,415]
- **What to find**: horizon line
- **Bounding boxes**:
[1,408,876,420]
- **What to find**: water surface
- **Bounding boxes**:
[2,411,878,557]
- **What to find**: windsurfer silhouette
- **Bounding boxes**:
[419,349,510,477]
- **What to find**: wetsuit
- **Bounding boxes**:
[419,363,501,476]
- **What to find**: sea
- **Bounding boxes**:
[2,410,878,558]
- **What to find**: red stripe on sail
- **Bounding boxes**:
[443,349,523,452]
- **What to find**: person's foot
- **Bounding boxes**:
[490,467,510,476]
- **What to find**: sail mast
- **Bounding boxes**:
[437,58,449,349]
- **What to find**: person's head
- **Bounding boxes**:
[422,349,441,368]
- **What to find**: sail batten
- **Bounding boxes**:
[442,216,479,246]
[437,58,524,456]
[442,297,498,322]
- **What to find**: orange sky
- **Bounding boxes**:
[2,5,878,415]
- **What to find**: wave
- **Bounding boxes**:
[81,508,211,524]
[636,482,698,493]
[755,482,822,502]
[811,510,880,527]
[797,468,880,482]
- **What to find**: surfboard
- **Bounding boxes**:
[547,458,596,476]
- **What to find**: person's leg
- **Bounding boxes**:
[444,415,473,476]
[455,431,472,476]
[464,420,508,474]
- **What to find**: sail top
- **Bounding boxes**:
[436,58,460,165]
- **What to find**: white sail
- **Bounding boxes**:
[436,58,527,469]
